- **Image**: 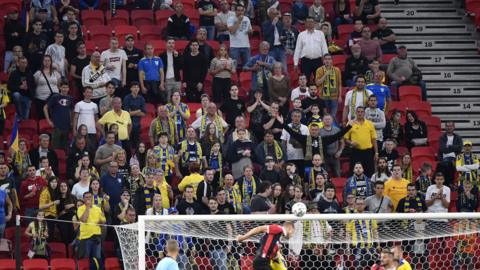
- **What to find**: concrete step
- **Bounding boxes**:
[381,7,462,17]
[422,70,480,83]
[379,0,455,4]
[396,40,479,54]
[427,86,480,99]
[431,101,480,114]
[412,55,480,67]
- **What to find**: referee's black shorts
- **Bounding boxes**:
[253,256,271,270]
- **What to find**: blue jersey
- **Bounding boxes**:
[156,257,179,270]
[138,56,164,81]
[366,83,391,111]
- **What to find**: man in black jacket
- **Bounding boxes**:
[437,121,463,186]
[7,56,35,120]
[29,133,59,176]
[159,38,183,102]
[22,19,49,71]
[66,136,93,181]
[196,168,216,212]
[166,2,191,40]
[344,44,369,87]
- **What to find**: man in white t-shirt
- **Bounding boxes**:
[425,172,450,224]
[45,31,67,77]
[227,4,252,69]
[343,75,372,124]
[281,109,309,172]
[290,74,310,102]
[73,86,99,144]
[101,37,128,87]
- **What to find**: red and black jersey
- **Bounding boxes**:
[257,224,285,259]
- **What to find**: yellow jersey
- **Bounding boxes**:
[98,110,132,140]
[344,120,376,150]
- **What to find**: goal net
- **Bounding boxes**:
[115,213,480,270]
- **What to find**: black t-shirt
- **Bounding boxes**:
[220,98,245,126]
[177,199,204,215]
[379,149,399,171]
[63,36,84,63]
[117,163,131,180]
[47,93,73,130]
[317,198,343,214]
[302,97,326,119]
[125,47,143,84]
[355,0,378,18]
[250,194,271,212]
[218,202,236,214]
[372,28,396,52]
[71,56,90,82]
[198,0,217,26]
[0,177,15,194]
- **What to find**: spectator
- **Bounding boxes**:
[292,0,309,24]
[372,17,397,54]
[38,176,60,240]
[30,0,58,23]
[44,81,73,150]
[397,183,427,214]
[182,40,208,102]
[177,185,203,215]
[114,149,130,180]
[69,42,89,92]
[383,109,404,145]
[251,181,276,214]
[456,141,479,190]
[304,153,328,189]
[415,163,432,198]
[405,110,428,149]
[354,0,380,24]
[20,165,48,218]
[333,0,352,29]
[198,0,218,40]
[387,46,426,100]
[281,13,298,56]
[196,168,216,211]
[45,31,68,77]
[457,180,478,212]
[178,161,204,195]
[384,164,409,211]
[94,132,123,175]
[262,8,286,70]
[281,109,309,172]
[228,4,253,70]
[149,106,175,146]
[73,154,99,181]
[366,71,391,112]
[167,3,191,39]
[185,28,215,65]
[365,181,393,214]
[98,97,132,156]
[8,56,35,120]
[73,87,99,146]
[379,139,399,171]
[320,115,343,175]
[29,133,59,175]
[151,132,176,183]
[35,157,55,179]
[235,165,260,213]
[25,210,49,259]
[205,141,223,189]
[301,85,326,120]
[34,55,61,119]
[343,76,372,123]
[244,41,275,98]
[344,105,377,176]
[82,52,112,102]
[192,102,228,140]
[255,130,286,167]
[259,156,283,184]
[101,161,127,209]
[125,163,145,194]
[365,95,386,149]
[316,54,342,118]
[215,0,235,42]
[425,172,450,225]
[124,35,143,90]
[294,17,329,82]
[343,44,369,86]
[221,85,245,126]
[56,181,77,246]
[268,62,290,110]
[134,171,160,215]
[309,0,325,27]
[10,139,32,181]
[139,42,166,104]
[159,38,183,102]
[123,82,146,148]
[224,115,256,149]
[36,8,55,42]
[3,7,25,73]
[216,189,236,214]
[227,128,255,178]
[210,44,235,102]
[72,168,91,199]
[438,121,463,186]
[145,193,165,215]
[23,19,49,71]
[364,59,383,84]
[317,184,342,213]
[165,93,190,144]
[344,162,374,198]
[348,19,363,47]
[176,129,203,178]
[0,185,13,238]
[77,191,106,269]
[59,7,82,37]
[357,26,382,62]
[101,38,128,90]
[291,74,310,102]
[223,174,243,213]
[131,142,147,170]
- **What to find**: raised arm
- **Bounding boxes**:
[236,225,268,242]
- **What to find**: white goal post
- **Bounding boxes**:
[115,212,480,270]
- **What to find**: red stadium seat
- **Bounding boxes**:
[0,259,15,270]
[323,0,336,19]
[77,258,90,270]
[155,10,175,22]
[149,40,167,54]
[87,25,113,41]
[184,9,200,26]
[38,119,53,135]
[422,115,442,133]
[187,103,202,116]
[331,177,347,189]
[23,259,49,270]
[103,241,116,257]
[131,10,154,27]
[114,25,139,41]
[85,41,97,54]
[18,120,38,135]
[332,54,347,72]
[49,242,67,259]
[51,258,75,270]
[382,54,397,64]
[337,24,355,44]
[411,146,435,159]
[139,25,163,41]
[81,10,105,27]
[428,130,441,152]
[206,40,220,52]
[466,0,480,14]
[105,257,122,270]
[145,103,156,118]
[406,101,432,118]
[181,0,197,9]
[175,40,189,53]
[106,9,130,27]
[399,86,422,102]
[0,0,21,14]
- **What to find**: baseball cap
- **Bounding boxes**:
[464,140,473,146]
[125,34,135,41]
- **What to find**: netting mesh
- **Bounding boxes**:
[115,215,480,270]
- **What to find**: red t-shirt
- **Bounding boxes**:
[258,224,285,259]
[20,177,47,209]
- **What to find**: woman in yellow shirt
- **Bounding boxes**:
[38,176,60,241]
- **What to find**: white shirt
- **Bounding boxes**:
[45,43,66,77]
[215,11,235,36]
[71,182,90,200]
[166,51,174,79]
[443,135,456,159]
[74,100,99,134]
[281,123,309,160]
[365,107,386,141]
[425,184,450,214]
[227,16,251,48]
[100,49,128,80]
[290,86,310,101]
[293,30,329,66]
[344,89,373,120]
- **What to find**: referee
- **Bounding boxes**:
[156,240,180,270]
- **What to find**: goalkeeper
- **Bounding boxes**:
[236,222,295,270]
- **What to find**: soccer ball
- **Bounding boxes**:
[291,202,307,217]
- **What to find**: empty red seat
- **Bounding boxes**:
[103,241,116,258]
[184,9,200,26]
[38,119,53,135]
[175,40,189,53]
[77,258,90,270]
[337,24,355,43]
[85,40,97,54]
[331,177,347,189]
[399,85,422,102]
[81,10,104,27]
[51,258,75,270]
[382,53,397,64]
[106,9,130,27]
[332,54,347,71]
[406,101,432,118]
[114,25,138,41]
[49,242,67,259]
[0,0,21,13]
[105,257,122,270]
[139,25,163,41]
[428,130,441,152]
[155,10,175,22]
[422,115,442,133]
[131,10,154,27]
[18,120,38,135]
[23,259,49,270]
[87,25,113,41]
[0,259,15,270]
[466,0,480,14]
[411,146,435,159]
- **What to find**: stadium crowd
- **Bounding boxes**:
[0,0,479,269]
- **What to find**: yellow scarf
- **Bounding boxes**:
[225,186,242,214]
[200,114,225,142]
[209,149,223,185]
[351,88,368,120]
[240,176,256,206]
[0,85,9,118]
[153,144,175,176]
[155,117,176,145]
[166,103,189,143]
[180,140,203,164]
[264,141,283,161]
[320,66,339,99]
